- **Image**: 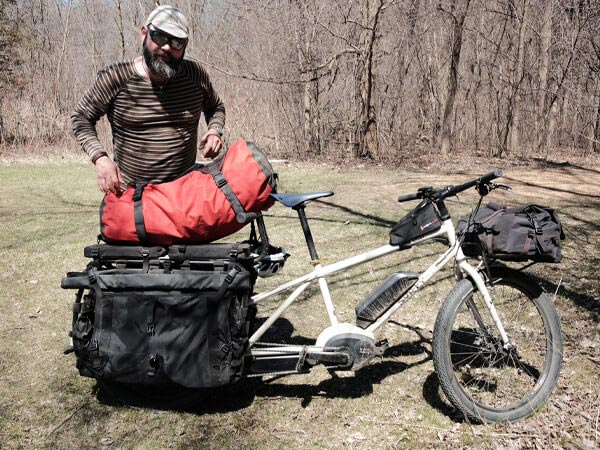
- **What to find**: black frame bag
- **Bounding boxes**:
[62,243,256,388]
[390,201,442,247]
[457,202,565,263]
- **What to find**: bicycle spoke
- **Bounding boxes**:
[438,275,559,417]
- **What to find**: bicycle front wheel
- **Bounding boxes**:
[432,267,563,423]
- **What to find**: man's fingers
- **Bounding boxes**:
[96,161,123,194]
[202,136,222,158]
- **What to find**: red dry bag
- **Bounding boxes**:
[100,140,277,245]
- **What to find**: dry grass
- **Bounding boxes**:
[0,159,598,449]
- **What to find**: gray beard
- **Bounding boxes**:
[143,40,183,79]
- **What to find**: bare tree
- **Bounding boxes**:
[115,0,126,61]
[54,0,73,104]
[353,0,386,159]
[439,0,471,156]
[0,0,20,142]
[588,29,600,153]
[508,0,528,154]
[292,1,322,156]
[536,0,553,146]
[1,0,600,162]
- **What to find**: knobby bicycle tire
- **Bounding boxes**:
[432,266,563,423]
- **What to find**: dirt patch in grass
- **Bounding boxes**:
[0,161,598,449]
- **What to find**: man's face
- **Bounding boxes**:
[142,26,186,79]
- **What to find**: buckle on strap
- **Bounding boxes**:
[213,173,228,188]
[224,265,241,284]
[86,268,97,285]
[220,343,232,354]
[132,182,148,202]
[524,208,543,235]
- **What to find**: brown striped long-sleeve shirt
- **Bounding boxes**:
[72,59,225,184]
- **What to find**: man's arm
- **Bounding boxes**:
[71,67,124,193]
[71,68,113,163]
[199,81,225,157]
[190,61,226,158]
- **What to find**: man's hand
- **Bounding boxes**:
[95,156,123,195]
[199,129,223,158]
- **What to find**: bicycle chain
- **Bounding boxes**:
[246,342,348,378]
[251,341,343,352]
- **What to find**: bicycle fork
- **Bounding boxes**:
[458,261,511,348]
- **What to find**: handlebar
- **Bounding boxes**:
[397,192,420,203]
[397,169,503,203]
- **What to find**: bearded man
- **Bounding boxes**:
[72,5,225,194]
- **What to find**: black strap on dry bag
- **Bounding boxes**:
[132,182,148,243]
[206,163,256,224]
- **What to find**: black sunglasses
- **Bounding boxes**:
[147,27,186,51]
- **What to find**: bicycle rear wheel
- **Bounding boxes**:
[432,267,563,423]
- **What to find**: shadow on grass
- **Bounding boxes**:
[422,372,463,422]
[253,321,433,407]
[529,272,600,322]
[93,318,454,417]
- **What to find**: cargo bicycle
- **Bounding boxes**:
[64,169,563,424]
[242,169,563,423]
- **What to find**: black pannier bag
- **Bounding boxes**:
[61,242,256,388]
[389,201,442,247]
[457,202,565,263]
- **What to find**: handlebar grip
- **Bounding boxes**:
[480,169,503,183]
[397,193,420,203]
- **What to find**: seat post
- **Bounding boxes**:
[295,206,319,262]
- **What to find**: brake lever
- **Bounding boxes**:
[494,183,511,191]
[477,181,511,195]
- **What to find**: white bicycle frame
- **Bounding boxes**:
[248,215,511,358]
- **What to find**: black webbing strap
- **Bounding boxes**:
[205,264,242,385]
[212,264,242,304]
[524,206,545,254]
[141,248,150,273]
[85,268,109,371]
[206,163,251,224]
[85,268,102,302]
[71,288,85,331]
[216,292,231,382]
[524,206,543,235]
[146,300,156,337]
[132,182,148,242]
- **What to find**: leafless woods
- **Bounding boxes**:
[2,0,600,161]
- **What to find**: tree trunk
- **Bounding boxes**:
[593,101,600,153]
[302,74,321,156]
[536,2,582,154]
[189,0,207,37]
[115,0,126,61]
[536,0,553,146]
[509,0,528,154]
[295,2,321,157]
[440,0,471,156]
[353,0,384,159]
[0,97,4,144]
[54,0,73,109]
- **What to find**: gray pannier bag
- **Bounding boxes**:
[457,202,565,263]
